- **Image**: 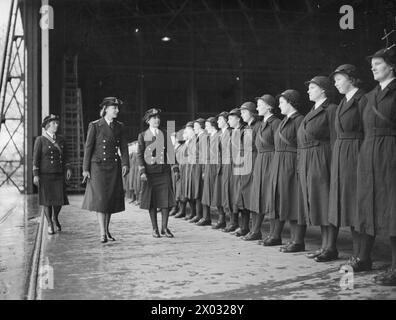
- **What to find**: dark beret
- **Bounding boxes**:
[41,114,60,128]
[143,108,162,122]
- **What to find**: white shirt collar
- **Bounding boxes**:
[263,114,272,123]
[345,88,359,102]
[104,117,113,126]
[247,118,254,126]
[380,77,395,90]
[314,98,327,109]
[46,130,55,139]
[149,127,159,136]
[221,127,228,133]
[197,130,204,137]
[287,111,297,118]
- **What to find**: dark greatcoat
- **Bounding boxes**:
[249,115,281,215]
[270,113,304,223]
[297,99,337,226]
[356,79,396,237]
[136,128,178,210]
[33,133,70,206]
[328,89,367,228]
[230,123,246,212]
[219,128,233,213]
[202,131,222,207]
[172,143,184,201]
[81,118,129,214]
[176,142,190,201]
[191,132,209,200]
[237,118,261,211]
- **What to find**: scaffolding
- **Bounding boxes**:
[0,0,25,193]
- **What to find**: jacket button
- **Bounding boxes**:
[103,152,106,155]
[115,159,118,162]
[104,158,106,161]
[103,146,106,149]
[103,140,106,143]
[51,161,53,164]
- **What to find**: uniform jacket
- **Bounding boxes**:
[82,118,129,172]
[33,133,70,176]
[137,127,179,176]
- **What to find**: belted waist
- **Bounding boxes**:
[258,147,275,153]
[298,140,329,149]
[367,128,396,137]
[275,146,297,153]
[337,132,364,140]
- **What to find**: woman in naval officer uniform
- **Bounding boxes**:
[82,97,130,243]
[33,114,72,235]
[137,108,180,238]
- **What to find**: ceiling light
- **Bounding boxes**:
[161,36,171,42]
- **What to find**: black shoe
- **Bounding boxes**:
[106,233,116,241]
[100,235,108,243]
[282,242,305,253]
[242,232,262,241]
[263,237,282,246]
[196,218,212,226]
[161,228,174,238]
[279,241,293,252]
[340,257,372,272]
[223,224,239,233]
[174,212,186,219]
[258,236,271,245]
[306,249,324,259]
[152,229,161,238]
[314,249,338,262]
[53,220,61,232]
[190,216,201,223]
[235,229,249,237]
[212,221,226,229]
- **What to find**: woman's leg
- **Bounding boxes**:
[43,206,54,234]
[321,226,328,250]
[97,212,106,237]
[149,208,159,231]
[52,206,62,230]
[327,224,339,252]
[161,208,174,237]
[351,227,361,258]
[358,233,375,262]
[272,219,285,240]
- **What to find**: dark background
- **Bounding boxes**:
[48,0,396,141]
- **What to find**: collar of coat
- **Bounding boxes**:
[374,78,396,103]
[261,114,278,130]
[338,88,366,117]
[304,99,331,123]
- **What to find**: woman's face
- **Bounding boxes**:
[371,57,394,82]
[147,115,160,128]
[334,73,354,95]
[228,115,239,128]
[278,97,289,115]
[193,122,202,134]
[217,116,227,129]
[307,83,325,102]
[186,126,195,139]
[47,120,59,133]
[256,99,271,116]
[104,105,119,119]
[240,109,252,123]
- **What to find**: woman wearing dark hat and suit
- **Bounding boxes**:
[214,112,232,229]
[268,90,306,252]
[33,114,72,235]
[170,129,185,216]
[237,102,261,237]
[201,117,222,227]
[82,97,129,243]
[353,48,396,286]
[244,95,281,241]
[189,118,209,225]
[298,76,338,261]
[137,108,180,238]
[327,64,367,263]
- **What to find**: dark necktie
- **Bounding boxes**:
[109,122,114,130]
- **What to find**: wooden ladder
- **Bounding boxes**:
[61,54,85,192]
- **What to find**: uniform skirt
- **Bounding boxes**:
[298,144,332,226]
[139,171,175,210]
[270,151,304,224]
[202,164,222,207]
[221,164,233,213]
[230,165,242,213]
[82,162,125,214]
[237,153,257,211]
[356,134,396,237]
[39,173,69,206]
[249,151,274,215]
[328,138,361,227]
[191,164,204,200]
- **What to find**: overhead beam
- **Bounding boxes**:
[236,0,260,46]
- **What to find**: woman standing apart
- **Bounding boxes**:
[33,114,72,234]
[297,76,338,261]
[327,65,367,263]
[81,97,129,243]
[137,108,180,238]
[355,48,396,285]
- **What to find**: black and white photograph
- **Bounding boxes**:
[1,0,396,306]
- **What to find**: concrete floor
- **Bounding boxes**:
[1,191,396,300]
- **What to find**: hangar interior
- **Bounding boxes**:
[1,0,396,193]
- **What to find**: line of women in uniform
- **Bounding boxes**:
[162,47,396,286]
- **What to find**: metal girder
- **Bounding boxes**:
[236,0,260,45]
[0,0,26,192]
